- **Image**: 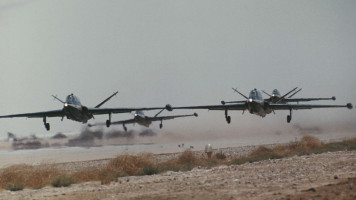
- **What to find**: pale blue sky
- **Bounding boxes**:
[0,0,355,138]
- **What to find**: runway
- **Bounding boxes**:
[1,129,354,168]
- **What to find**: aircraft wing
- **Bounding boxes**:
[0,109,64,118]
[87,107,166,115]
[110,119,136,125]
[269,103,353,110]
[221,100,246,105]
[171,103,247,111]
[148,113,198,121]
[88,119,136,127]
[0,107,167,119]
[284,97,335,103]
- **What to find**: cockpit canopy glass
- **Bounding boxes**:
[272,89,281,96]
[249,89,263,100]
[66,94,81,105]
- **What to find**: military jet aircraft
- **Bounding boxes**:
[263,87,337,103]
[0,92,168,131]
[221,87,336,105]
[89,108,198,132]
[170,88,353,124]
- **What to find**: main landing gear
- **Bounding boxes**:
[225,109,231,124]
[123,124,127,132]
[160,120,163,129]
[287,109,292,123]
[43,116,50,131]
[106,113,111,128]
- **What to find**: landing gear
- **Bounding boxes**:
[106,113,112,128]
[123,124,127,132]
[287,115,291,123]
[106,120,111,128]
[45,123,50,131]
[225,109,231,124]
[226,116,231,124]
[160,120,163,129]
[287,109,292,123]
[43,116,50,131]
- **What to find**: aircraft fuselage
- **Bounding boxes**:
[133,113,152,127]
[63,104,92,123]
[245,89,272,117]
[266,89,288,103]
[58,94,94,123]
[246,100,271,117]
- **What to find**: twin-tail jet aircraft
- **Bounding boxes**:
[89,107,198,132]
[221,87,336,105]
[263,87,337,104]
[0,92,168,131]
[170,88,353,124]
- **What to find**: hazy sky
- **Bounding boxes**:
[1,0,355,138]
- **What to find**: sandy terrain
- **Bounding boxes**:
[1,128,355,199]
[0,147,355,200]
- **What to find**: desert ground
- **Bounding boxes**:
[0,144,355,199]
[1,127,356,200]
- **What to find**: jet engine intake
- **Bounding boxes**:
[263,101,270,109]
[82,106,89,113]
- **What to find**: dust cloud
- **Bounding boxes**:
[3,127,160,150]
[1,121,355,151]
[292,123,322,135]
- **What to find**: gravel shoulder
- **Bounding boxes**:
[1,148,355,200]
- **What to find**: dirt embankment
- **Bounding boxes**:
[0,149,355,200]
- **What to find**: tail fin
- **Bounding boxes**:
[262,90,272,97]
[52,95,65,104]
[94,91,119,108]
[288,88,302,98]
[232,88,248,99]
[154,107,165,117]
[275,87,298,103]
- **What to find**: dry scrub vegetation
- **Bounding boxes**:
[1,135,355,191]
[0,163,62,190]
